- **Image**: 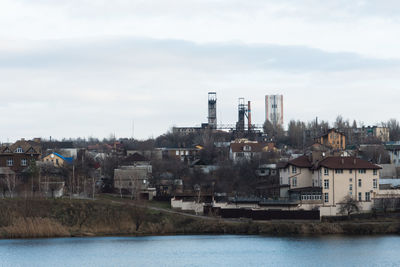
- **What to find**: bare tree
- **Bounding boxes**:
[339,196,361,218]
[4,172,18,198]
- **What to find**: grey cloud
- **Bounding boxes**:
[0,38,398,72]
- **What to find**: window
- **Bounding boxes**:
[373,179,377,189]
[324,193,329,203]
[292,177,297,187]
[292,166,297,174]
[349,169,353,174]
[365,192,370,202]
[21,159,27,166]
[373,169,378,176]
[324,168,329,176]
[185,151,189,156]
[349,178,353,182]
[15,147,23,153]
[324,179,329,189]
[56,159,59,165]
[358,179,362,187]
[358,169,366,174]
[349,184,353,191]
[7,159,13,166]
[358,192,362,201]
[175,151,179,155]
[335,169,343,174]
[237,152,244,157]
[243,145,251,151]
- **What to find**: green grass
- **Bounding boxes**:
[147,200,171,209]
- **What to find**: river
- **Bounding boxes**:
[1,235,399,266]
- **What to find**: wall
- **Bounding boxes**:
[171,198,204,214]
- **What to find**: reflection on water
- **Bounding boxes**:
[0,235,399,266]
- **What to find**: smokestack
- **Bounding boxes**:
[248,101,252,131]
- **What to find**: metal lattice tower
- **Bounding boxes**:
[208,92,217,129]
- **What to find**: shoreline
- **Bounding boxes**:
[1,198,400,239]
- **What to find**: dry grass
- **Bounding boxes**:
[1,217,70,239]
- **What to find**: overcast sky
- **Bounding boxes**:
[1,0,399,142]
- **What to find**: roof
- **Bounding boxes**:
[287,155,312,168]
[0,139,41,155]
[49,152,74,164]
[121,153,148,164]
[316,156,381,170]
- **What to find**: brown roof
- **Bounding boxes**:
[288,155,312,168]
[316,156,381,170]
[230,142,269,153]
[0,139,41,155]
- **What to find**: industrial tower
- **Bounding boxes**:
[208,92,217,129]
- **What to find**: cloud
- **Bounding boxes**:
[0,38,397,72]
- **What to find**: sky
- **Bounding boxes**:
[1,0,400,142]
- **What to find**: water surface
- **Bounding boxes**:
[1,235,399,266]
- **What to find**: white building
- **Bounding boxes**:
[279,155,381,216]
[265,94,284,127]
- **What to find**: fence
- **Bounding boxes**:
[215,208,320,220]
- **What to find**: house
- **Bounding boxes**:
[114,164,155,200]
[229,139,274,162]
[42,152,73,167]
[0,139,41,174]
[153,172,183,199]
[127,149,163,160]
[254,163,282,199]
[315,129,346,150]
[279,154,381,216]
[160,147,201,162]
[41,141,78,159]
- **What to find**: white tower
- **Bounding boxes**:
[265,95,283,127]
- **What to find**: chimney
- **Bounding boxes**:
[247,101,252,131]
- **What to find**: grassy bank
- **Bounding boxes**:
[1,198,400,239]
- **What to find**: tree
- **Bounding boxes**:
[374,197,396,213]
[384,119,400,141]
[4,171,18,198]
[287,120,306,149]
[334,115,350,132]
[339,196,361,218]
[128,204,147,232]
[263,120,284,142]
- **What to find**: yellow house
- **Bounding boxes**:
[315,129,346,150]
[42,152,73,167]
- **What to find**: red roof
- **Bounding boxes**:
[288,155,312,168]
[316,157,381,170]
